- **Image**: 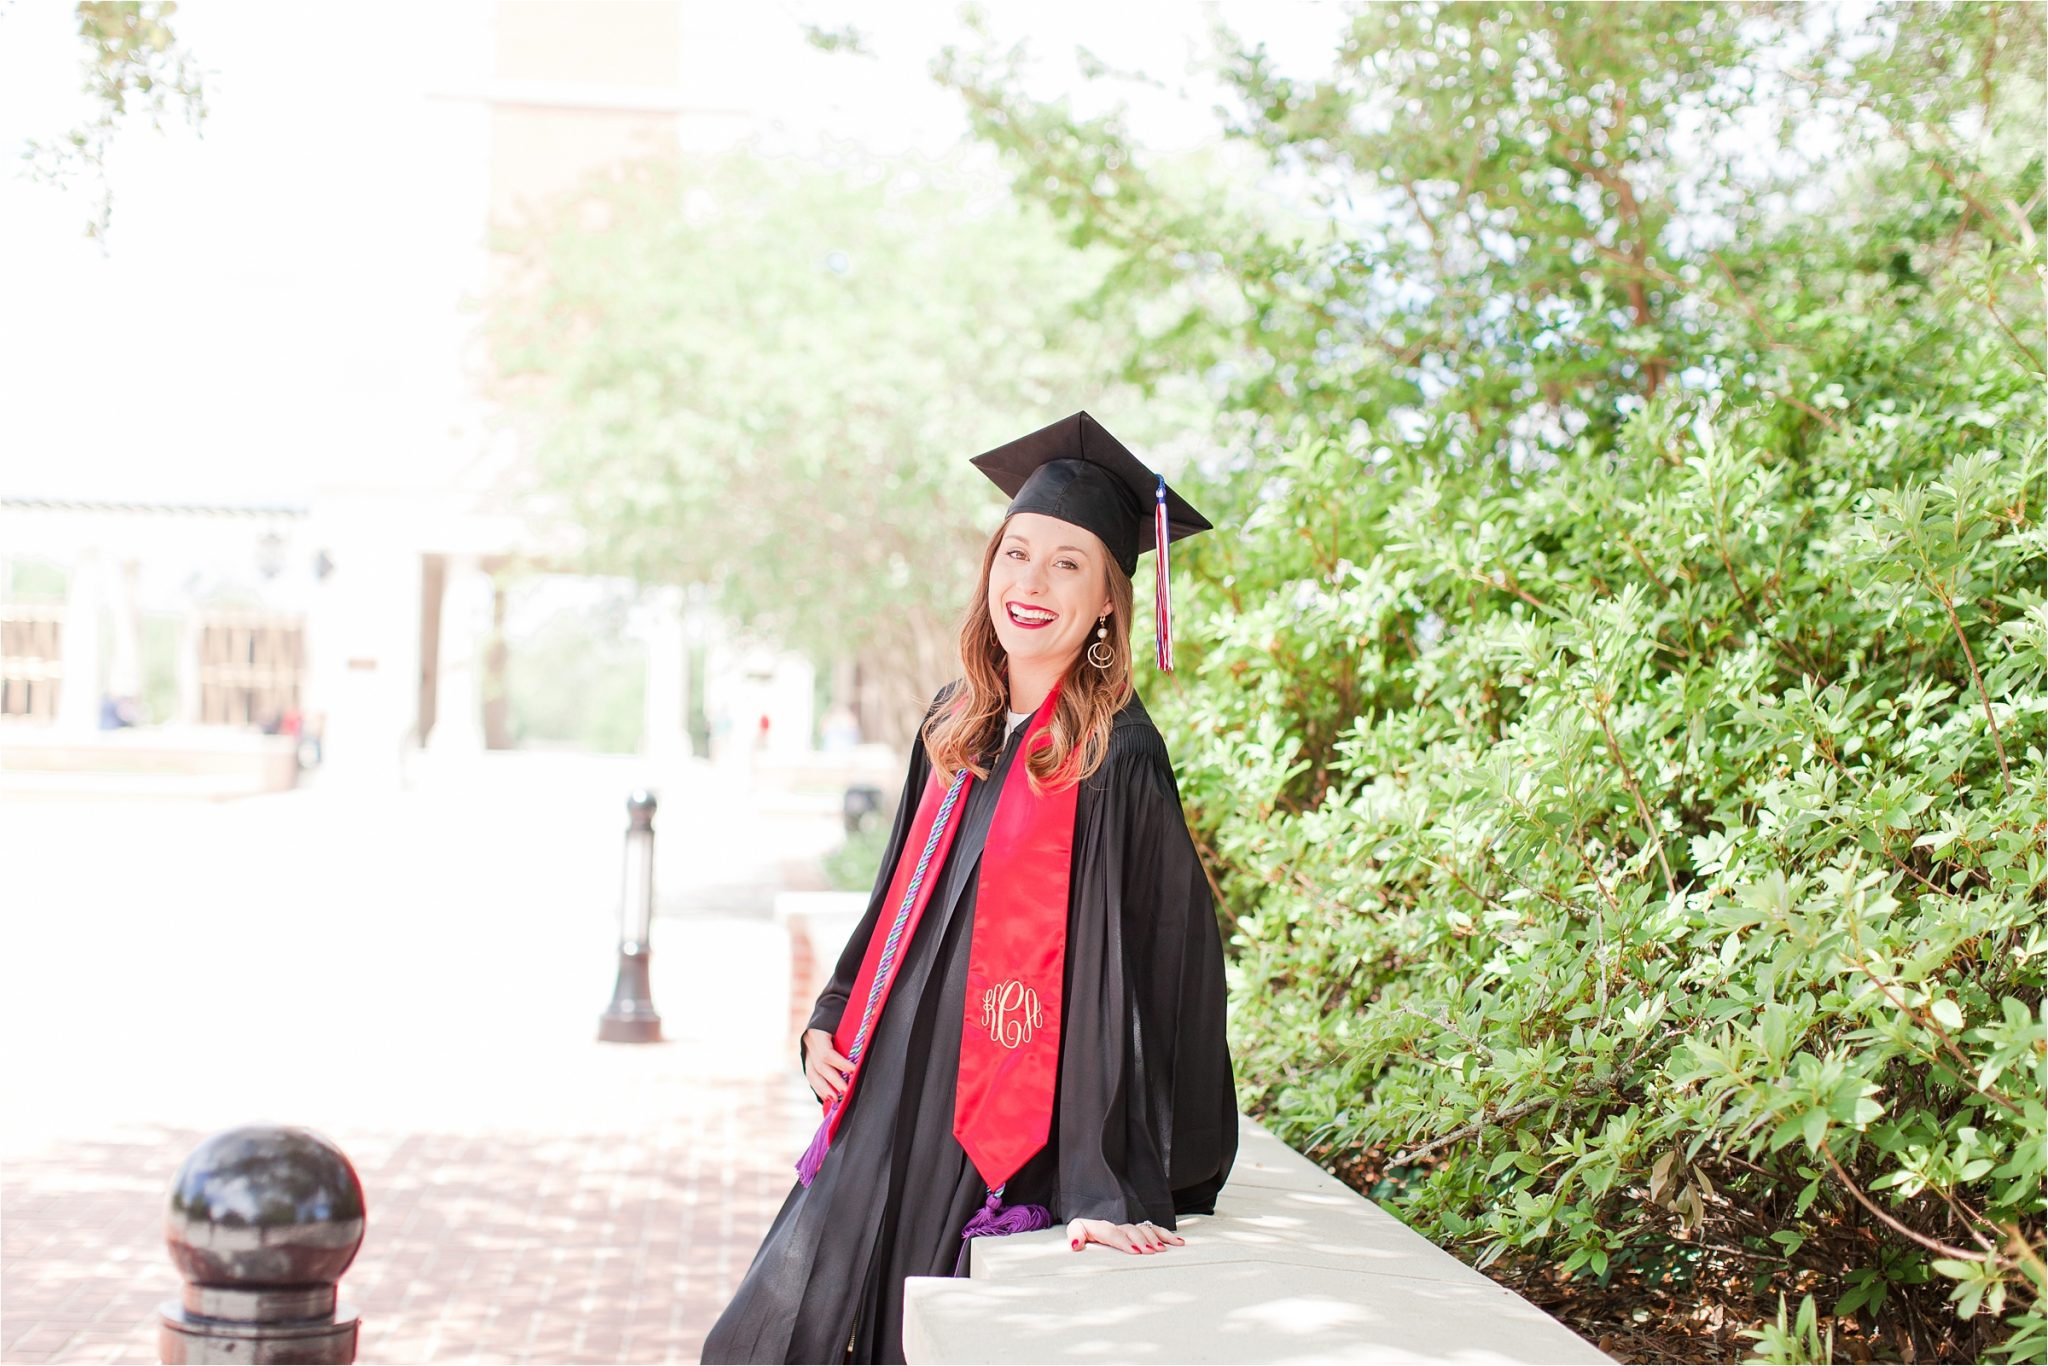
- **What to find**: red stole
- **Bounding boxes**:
[803,681,1077,1194]
[953,686,1077,1188]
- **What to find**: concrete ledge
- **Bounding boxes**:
[775,890,869,1008]
[902,1115,1611,1365]
[752,743,900,794]
[0,724,299,793]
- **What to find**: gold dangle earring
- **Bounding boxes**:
[1087,614,1114,670]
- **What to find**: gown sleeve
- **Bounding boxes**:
[799,681,949,1073]
[1050,721,1239,1229]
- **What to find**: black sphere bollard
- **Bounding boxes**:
[158,1124,364,1364]
[598,789,662,1043]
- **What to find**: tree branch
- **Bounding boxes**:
[1817,1140,1991,1265]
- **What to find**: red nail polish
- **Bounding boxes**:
[1070,1238,1082,1250]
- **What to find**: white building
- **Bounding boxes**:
[1,2,837,792]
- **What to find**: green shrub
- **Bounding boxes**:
[1186,366,2043,1360]
[937,3,2048,1356]
[823,820,894,894]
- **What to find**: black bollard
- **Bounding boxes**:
[158,1124,364,1364]
[598,789,662,1043]
[842,783,883,835]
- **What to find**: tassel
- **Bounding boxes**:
[960,1184,1053,1240]
[1154,473,1174,672]
[795,1099,838,1187]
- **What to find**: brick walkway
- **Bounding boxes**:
[0,762,843,1364]
[3,1082,811,1365]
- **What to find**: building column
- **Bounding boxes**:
[641,585,691,765]
[54,547,103,735]
[107,557,142,703]
[175,614,203,724]
[427,554,489,756]
[767,652,816,755]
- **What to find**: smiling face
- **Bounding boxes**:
[986,512,1115,679]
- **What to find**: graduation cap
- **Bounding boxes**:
[969,410,1210,672]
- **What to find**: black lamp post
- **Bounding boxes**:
[598,789,662,1043]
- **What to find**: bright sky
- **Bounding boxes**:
[0,0,1348,506]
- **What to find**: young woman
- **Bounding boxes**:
[702,411,1237,1365]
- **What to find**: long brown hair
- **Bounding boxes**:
[922,515,1135,792]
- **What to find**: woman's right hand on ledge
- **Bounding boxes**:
[803,1028,852,1104]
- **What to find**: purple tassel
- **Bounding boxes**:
[795,1102,836,1187]
[959,1186,1053,1240]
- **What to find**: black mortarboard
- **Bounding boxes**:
[969,410,1210,670]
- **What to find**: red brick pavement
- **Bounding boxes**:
[1,1077,814,1365]
[788,923,820,1047]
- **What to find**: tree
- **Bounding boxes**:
[19,1,208,243]
[485,150,1215,745]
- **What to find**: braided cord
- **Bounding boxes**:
[843,767,970,1066]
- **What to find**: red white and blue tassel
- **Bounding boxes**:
[1153,473,1174,673]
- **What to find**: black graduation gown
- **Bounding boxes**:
[700,682,1237,1365]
